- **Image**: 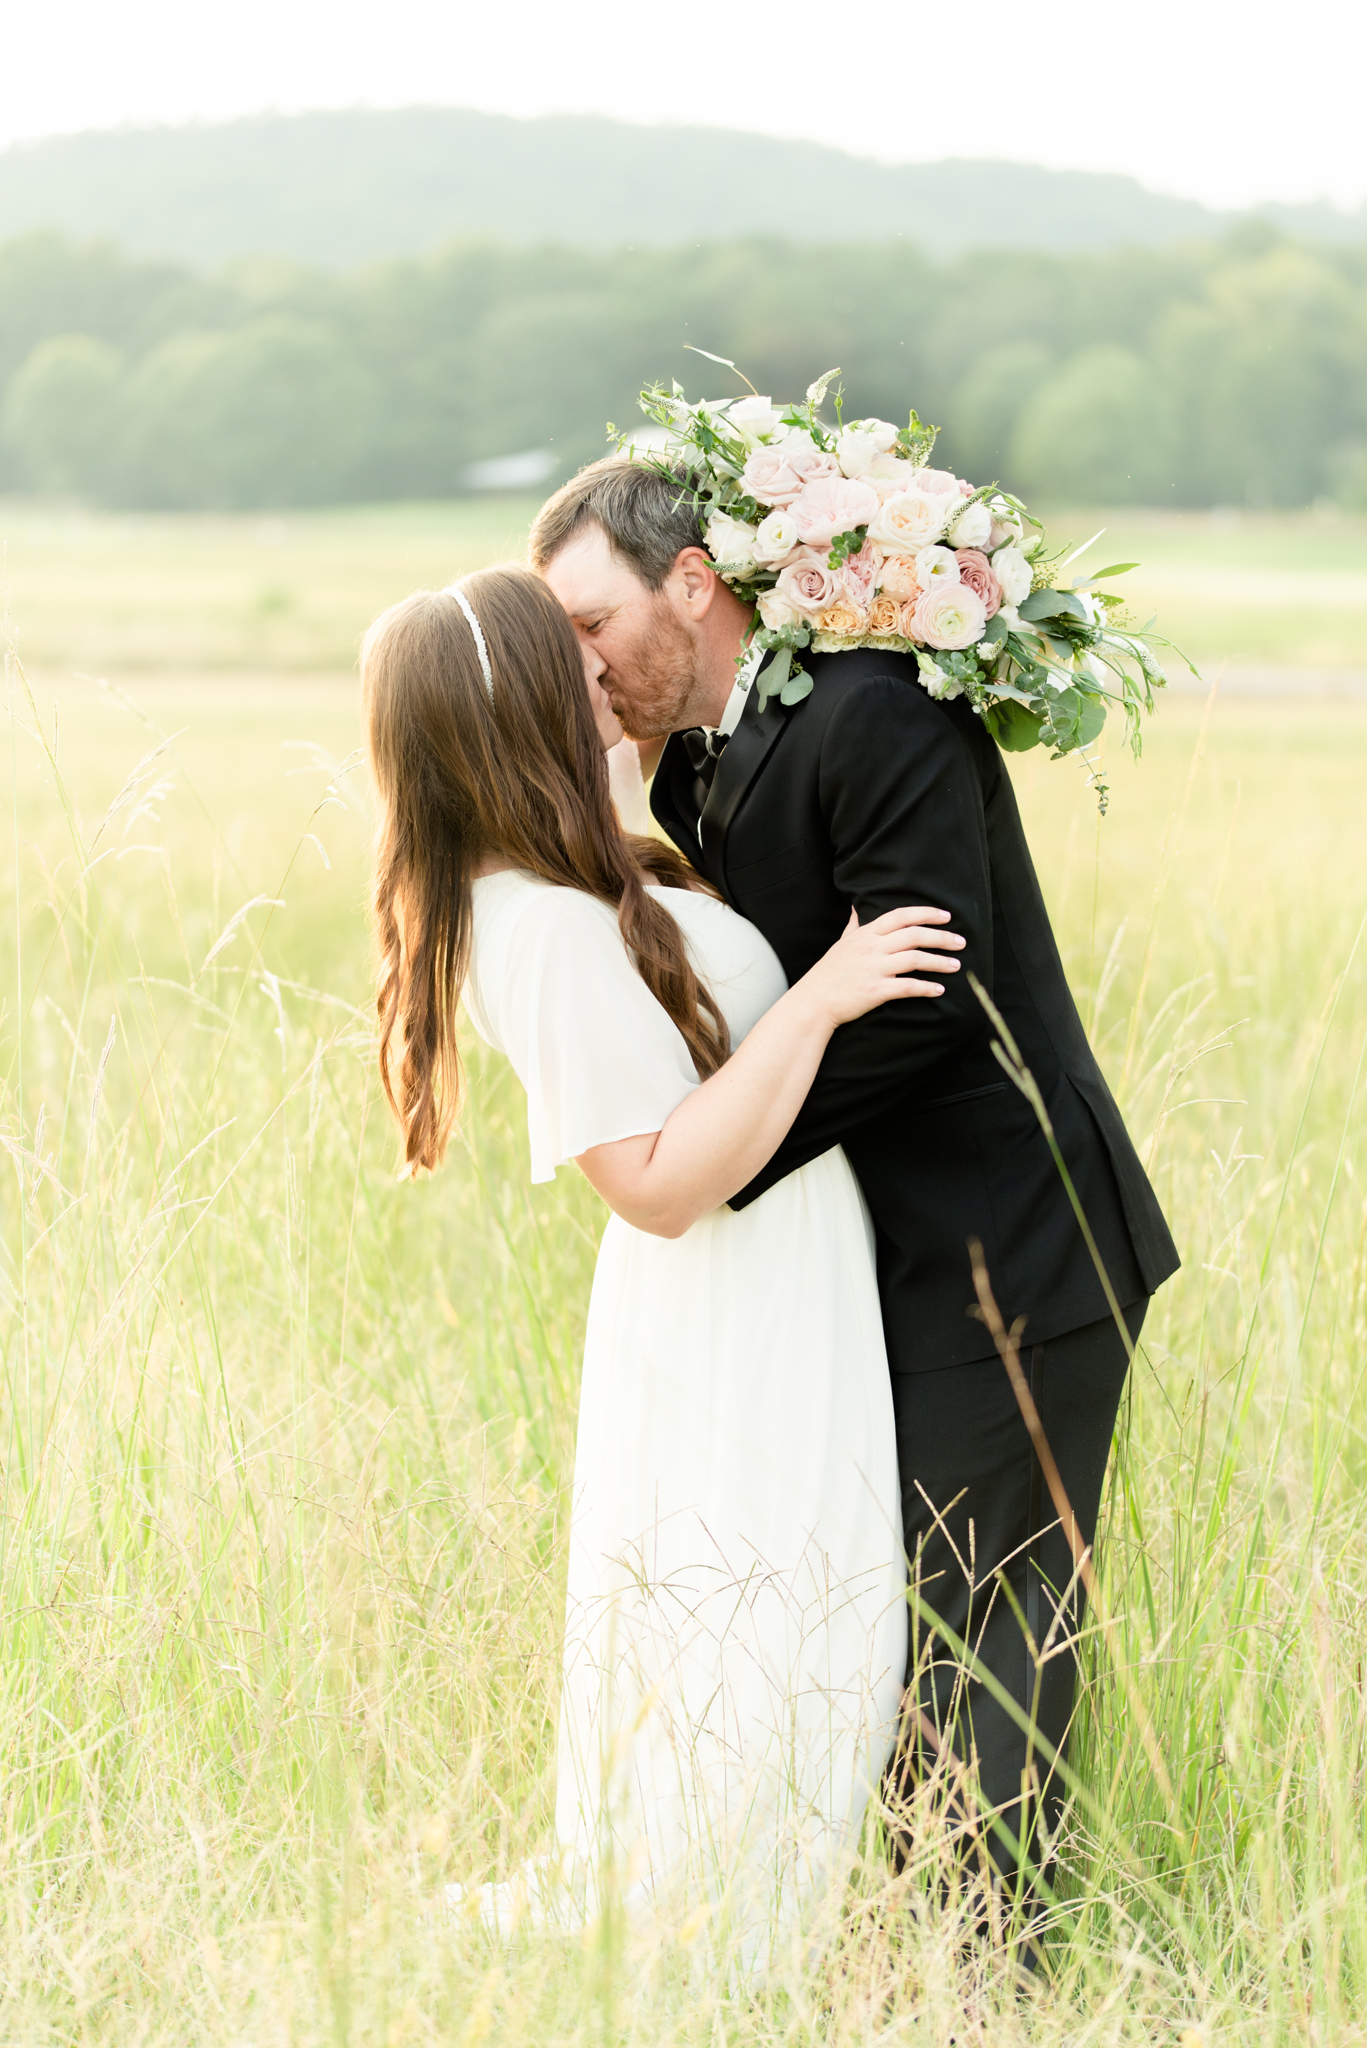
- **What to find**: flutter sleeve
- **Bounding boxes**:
[492,888,700,1184]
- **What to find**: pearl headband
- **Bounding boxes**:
[444,583,494,703]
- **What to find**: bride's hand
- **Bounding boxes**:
[795,906,964,1029]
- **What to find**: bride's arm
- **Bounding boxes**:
[576,907,963,1238]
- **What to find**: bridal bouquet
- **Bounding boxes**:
[625,364,1185,802]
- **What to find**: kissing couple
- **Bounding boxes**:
[361,454,1179,1973]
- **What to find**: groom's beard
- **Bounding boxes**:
[602,608,700,742]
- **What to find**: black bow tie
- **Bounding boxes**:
[682,727,728,794]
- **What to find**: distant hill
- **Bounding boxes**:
[2,108,1364,269]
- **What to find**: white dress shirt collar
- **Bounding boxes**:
[710,641,765,742]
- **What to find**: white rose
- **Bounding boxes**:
[752,507,800,565]
[868,489,950,554]
[835,427,881,478]
[774,424,818,452]
[992,544,1034,607]
[914,544,961,587]
[725,395,783,444]
[705,512,759,575]
[946,500,993,549]
[757,586,802,632]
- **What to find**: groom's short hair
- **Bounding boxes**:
[528,456,705,591]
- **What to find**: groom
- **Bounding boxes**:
[531,457,1179,1903]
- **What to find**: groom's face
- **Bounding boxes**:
[541,524,702,741]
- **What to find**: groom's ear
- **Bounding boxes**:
[672,548,720,618]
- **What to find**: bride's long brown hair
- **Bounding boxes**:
[363,566,729,1175]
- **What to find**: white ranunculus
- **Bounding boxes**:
[914,544,961,586]
[857,417,900,452]
[835,427,881,478]
[724,395,783,444]
[705,512,759,575]
[987,496,1024,548]
[917,653,964,702]
[752,507,799,565]
[992,544,1034,607]
[946,500,993,549]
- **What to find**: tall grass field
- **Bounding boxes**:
[3,502,1367,2043]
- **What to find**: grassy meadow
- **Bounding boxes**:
[4,497,1366,679]
[2,500,1367,2043]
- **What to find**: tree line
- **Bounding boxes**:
[2,225,1365,511]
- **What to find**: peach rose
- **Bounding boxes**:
[816,600,868,639]
[740,443,840,507]
[840,540,881,610]
[953,548,1002,617]
[877,552,922,601]
[868,489,950,554]
[911,580,988,651]
[775,549,840,616]
[897,598,924,640]
[790,476,880,550]
[868,593,902,635]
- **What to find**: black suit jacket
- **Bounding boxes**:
[651,646,1180,1373]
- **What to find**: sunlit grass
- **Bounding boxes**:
[2,648,1367,2038]
[3,497,1366,682]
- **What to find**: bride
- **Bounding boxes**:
[360,567,964,1966]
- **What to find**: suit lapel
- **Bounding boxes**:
[699,684,789,895]
[648,732,702,864]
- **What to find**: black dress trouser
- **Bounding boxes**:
[886,1298,1147,1898]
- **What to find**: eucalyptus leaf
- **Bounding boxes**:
[1077,694,1108,746]
[756,644,793,710]
[780,672,814,707]
[1020,587,1088,623]
[985,699,1045,752]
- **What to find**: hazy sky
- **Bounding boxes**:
[7,0,1364,211]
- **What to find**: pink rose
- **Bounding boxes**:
[912,468,961,496]
[790,476,880,550]
[740,443,840,508]
[911,580,987,651]
[953,548,1002,618]
[775,549,840,617]
[840,541,881,610]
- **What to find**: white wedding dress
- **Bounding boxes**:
[458,870,906,1970]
